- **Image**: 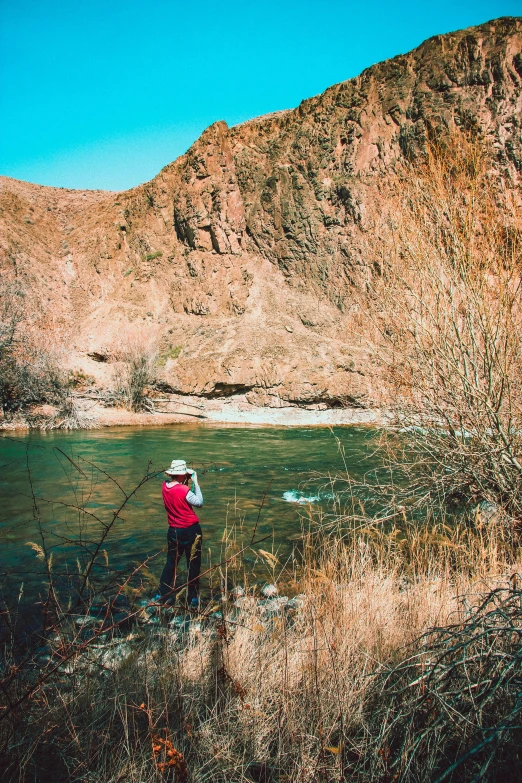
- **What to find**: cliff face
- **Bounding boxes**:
[1,17,521,408]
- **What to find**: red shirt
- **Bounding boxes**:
[162,482,200,528]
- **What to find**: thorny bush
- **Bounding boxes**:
[359,586,522,782]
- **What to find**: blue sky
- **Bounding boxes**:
[0,1,519,191]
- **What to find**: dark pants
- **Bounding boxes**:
[160,523,202,601]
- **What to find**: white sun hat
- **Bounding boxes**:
[165,459,193,476]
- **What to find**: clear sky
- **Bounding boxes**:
[0,1,520,191]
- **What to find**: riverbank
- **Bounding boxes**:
[0,393,382,430]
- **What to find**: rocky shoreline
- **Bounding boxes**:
[34,584,302,674]
[0,395,382,431]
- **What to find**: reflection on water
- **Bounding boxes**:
[0,425,379,598]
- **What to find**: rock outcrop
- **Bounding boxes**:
[1,17,521,409]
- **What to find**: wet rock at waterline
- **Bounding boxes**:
[37,589,302,675]
[261,583,279,598]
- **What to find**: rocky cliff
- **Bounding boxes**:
[1,17,521,410]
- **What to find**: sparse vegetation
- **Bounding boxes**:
[112,333,158,411]
[67,370,96,390]
[156,344,182,367]
[0,283,82,426]
[364,132,522,523]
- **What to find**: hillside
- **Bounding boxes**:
[1,16,521,413]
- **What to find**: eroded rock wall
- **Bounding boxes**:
[1,17,521,408]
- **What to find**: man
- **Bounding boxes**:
[158,458,203,608]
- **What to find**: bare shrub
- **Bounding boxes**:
[0,282,69,417]
[360,585,522,782]
[111,333,158,411]
[35,396,97,430]
[364,132,522,520]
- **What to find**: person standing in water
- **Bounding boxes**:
[158,459,203,608]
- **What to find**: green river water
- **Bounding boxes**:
[1,425,380,600]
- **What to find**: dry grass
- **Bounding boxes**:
[2,511,521,783]
[111,330,159,412]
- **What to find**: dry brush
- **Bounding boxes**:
[362,131,522,523]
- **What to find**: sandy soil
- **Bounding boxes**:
[83,394,382,428]
[0,398,382,431]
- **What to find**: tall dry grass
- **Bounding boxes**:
[3,510,521,782]
[111,330,159,412]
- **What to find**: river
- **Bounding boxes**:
[1,425,380,601]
